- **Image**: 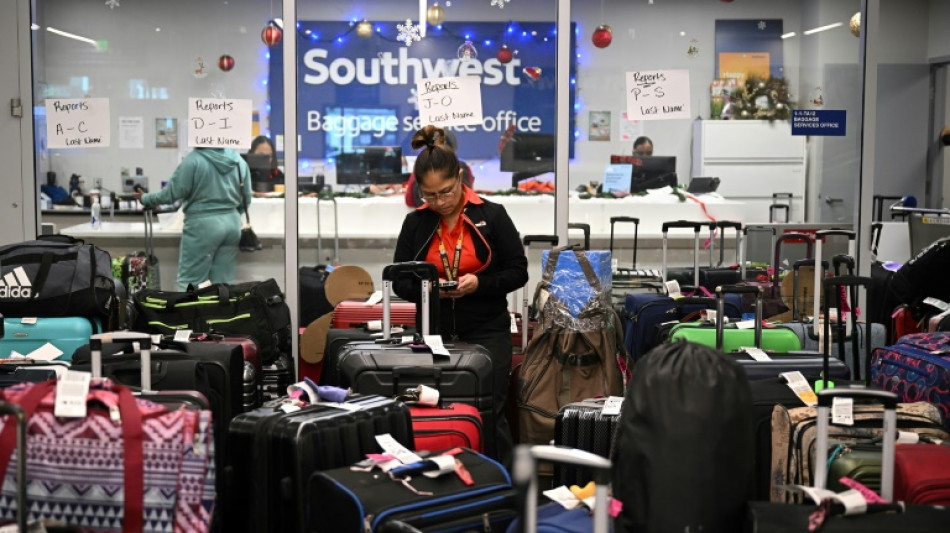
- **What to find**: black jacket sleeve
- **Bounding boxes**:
[474,204,529,297]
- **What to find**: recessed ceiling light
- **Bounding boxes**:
[781,32,796,39]
[803,22,843,35]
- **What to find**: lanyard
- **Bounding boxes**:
[438,221,465,282]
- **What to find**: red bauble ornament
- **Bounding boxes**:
[261,22,282,47]
[496,45,513,64]
[218,55,235,72]
[592,25,612,48]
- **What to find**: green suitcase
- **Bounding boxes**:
[826,444,882,493]
[669,323,802,353]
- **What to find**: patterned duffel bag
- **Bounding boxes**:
[0,378,215,532]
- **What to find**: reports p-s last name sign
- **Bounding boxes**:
[791,109,847,137]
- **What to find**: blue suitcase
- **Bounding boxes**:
[622,293,741,361]
[0,316,102,361]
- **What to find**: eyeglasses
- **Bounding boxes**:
[419,179,461,203]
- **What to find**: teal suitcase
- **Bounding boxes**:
[0,317,102,361]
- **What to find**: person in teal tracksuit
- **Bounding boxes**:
[134,148,251,290]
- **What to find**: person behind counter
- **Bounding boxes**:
[134,147,252,290]
[393,125,528,467]
[633,135,654,156]
[246,135,284,192]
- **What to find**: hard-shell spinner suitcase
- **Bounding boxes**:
[622,292,742,361]
[185,332,262,411]
[747,388,950,532]
[0,316,102,362]
[224,394,414,533]
[508,445,613,533]
[311,448,517,533]
[553,398,620,488]
[609,216,661,299]
[337,262,496,456]
[697,220,746,291]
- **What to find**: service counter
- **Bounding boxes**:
[56,190,750,290]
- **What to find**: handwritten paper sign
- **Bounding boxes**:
[416,76,483,128]
[46,98,110,149]
[625,70,691,121]
[187,98,253,149]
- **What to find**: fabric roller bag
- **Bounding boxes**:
[0,235,116,320]
[0,379,216,532]
[131,279,292,363]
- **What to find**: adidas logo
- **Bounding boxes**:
[0,266,36,299]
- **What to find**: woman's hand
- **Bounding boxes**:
[442,274,478,298]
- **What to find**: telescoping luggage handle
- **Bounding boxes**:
[0,402,27,533]
[661,220,704,288]
[609,217,640,271]
[567,223,591,251]
[821,276,873,385]
[740,225,777,280]
[715,284,762,350]
[512,444,612,533]
[713,220,743,268]
[813,388,898,503]
[89,331,155,392]
[143,207,156,261]
[382,262,438,340]
[520,235,559,352]
[316,194,340,265]
[812,229,856,337]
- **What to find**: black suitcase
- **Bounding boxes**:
[223,394,414,533]
[746,388,950,532]
[309,448,516,533]
[553,398,621,487]
[336,262,496,457]
[320,325,418,387]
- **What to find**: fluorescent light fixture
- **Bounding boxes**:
[46,26,99,48]
[781,31,796,39]
[803,22,843,35]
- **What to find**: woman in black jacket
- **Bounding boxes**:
[393,125,528,466]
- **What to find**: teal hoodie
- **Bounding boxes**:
[142,148,251,216]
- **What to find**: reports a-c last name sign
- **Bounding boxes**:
[47,98,111,149]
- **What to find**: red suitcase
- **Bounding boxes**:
[894,443,950,505]
[891,304,922,343]
[331,299,416,329]
[410,403,483,453]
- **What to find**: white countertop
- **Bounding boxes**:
[59,188,748,241]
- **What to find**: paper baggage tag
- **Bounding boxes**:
[375,433,423,465]
[837,489,868,516]
[795,485,839,505]
[705,309,717,324]
[401,335,415,344]
[543,486,583,510]
[897,431,921,444]
[151,334,163,346]
[780,371,818,406]
[54,371,91,418]
[363,291,383,306]
[665,280,682,298]
[421,455,457,479]
[20,317,37,325]
[601,396,624,416]
[173,329,193,343]
[28,342,63,362]
[415,384,440,407]
[197,280,212,289]
[510,312,518,334]
[735,320,756,330]
[742,347,770,361]
[832,397,854,426]
[366,320,383,332]
[423,335,451,356]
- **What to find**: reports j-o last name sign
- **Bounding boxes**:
[46,98,111,149]
[416,76,484,128]
[188,98,253,149]
[625,70,691,121]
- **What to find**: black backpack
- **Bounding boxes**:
[612,340,754,532]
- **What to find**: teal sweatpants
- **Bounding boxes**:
[177,211,241,290]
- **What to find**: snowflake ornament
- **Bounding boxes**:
[397,19,422,47]
[757,20,767,30]
[105,0,120,8]
[408,88,418,110]
[491,0,511,9]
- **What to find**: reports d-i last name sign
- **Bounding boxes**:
[791,109,847,137]
[188,98,253,149]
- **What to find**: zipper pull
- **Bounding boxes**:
[363,514,374,533]
[482,512,490,532]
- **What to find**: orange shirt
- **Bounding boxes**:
[424,186,486,280]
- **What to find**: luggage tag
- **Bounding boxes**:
[20,317,37,325]
[601,396,624,416]
[362,291,383,306]
[422,335,451,356]
[831,397,854,426]
[741,347,771,361]
[173,329,193,343]
[780,371,818,407]
[54,370,92,418]
[665,280,682,299]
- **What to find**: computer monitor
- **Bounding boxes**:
[609,155,677,193]
[336,146,404,185]
[501,133,555,182]
[241,153,281,193]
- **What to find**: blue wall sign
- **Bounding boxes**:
[268,21,575,162]
[791,109,847,136]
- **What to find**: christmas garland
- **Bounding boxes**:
[726,76,794,121]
